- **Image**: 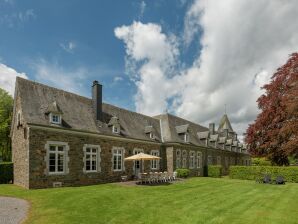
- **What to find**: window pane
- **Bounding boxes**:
[91,161,96,170]
[92,148,97,153]
[86,148,91,153]
[50,146,56,151]
[92,154,96,161]
[86,160,91,171]
[86,154,90,160]
[58,146,64,152]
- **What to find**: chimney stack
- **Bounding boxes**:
[209,123,215,135]
[92,80,102,121]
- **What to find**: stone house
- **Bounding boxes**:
[11,77,250,189]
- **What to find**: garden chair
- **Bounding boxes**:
[263,174,271,184]
[275,176,285,185]
[172,171,177,181]
[163,171,169,182]
[149,172,154,184]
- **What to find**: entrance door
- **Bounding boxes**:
[133,149,143,177]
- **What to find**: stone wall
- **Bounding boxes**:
[16,124,251,189]
[28,127,163,189]
[11,94,29,188]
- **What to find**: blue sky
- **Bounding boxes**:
[0,0,197,109]
[1,0,298,138]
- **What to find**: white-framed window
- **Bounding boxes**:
[217,156,221,165]
[184,133,190,143]
[150,150,159,170]
[45,141,69,175]
[50,113,61,124]
[182,150,187,168]
[83,144,101,173]
[197,151,202,168]
[112,125,119,134]
[176,149,181,168]
[112,147,124,171]
[133,148,143,172]
[207,155,212,165]
[189,151,195,169]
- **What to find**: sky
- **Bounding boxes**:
[1,0,298,140]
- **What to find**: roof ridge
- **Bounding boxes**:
[166,113,208,130]
[16,77,91,102]
[103,102,159,121]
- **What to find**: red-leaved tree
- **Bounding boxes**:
[245,53,298,165]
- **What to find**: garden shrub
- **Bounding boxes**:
[208,165,222,178]
[229,166,298,183]
[0,162,13,184]
[176,169,190,178]
[251,157,271,166]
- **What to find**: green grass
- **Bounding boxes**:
[0,178,298,224]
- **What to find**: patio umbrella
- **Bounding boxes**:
[124,152,160,161]
[124,153,161,173]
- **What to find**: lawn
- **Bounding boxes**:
[0,178,298,224]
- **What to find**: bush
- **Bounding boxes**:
[229,166,298,183]
[176,169,190,178]
[208,165,222,178]
[251,157,271,166]
[0,162,13,184]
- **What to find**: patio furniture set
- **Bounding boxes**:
[137,171,177,185]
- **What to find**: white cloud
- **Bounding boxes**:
[60,41,76,53]
[0,63,28,95]
[139,1,146,19]
[115,0,298,139]
[0,9,36,27]
[30,59,88,96]
[113,76,123,82]
[115,21,180,115]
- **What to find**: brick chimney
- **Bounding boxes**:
[92,80,102,121]
[209,123,215,135]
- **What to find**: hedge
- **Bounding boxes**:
[251,157,271,166]
[229,166,298,183]
[0,162,13,184]
[208,165,222,178]
[176,169,190,178]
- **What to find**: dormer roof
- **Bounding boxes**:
[175,124,189,134]
[197,131,209,139]
[46,101,63,114]
[108,116,120,126]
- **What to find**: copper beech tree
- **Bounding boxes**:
[245,53,298,165]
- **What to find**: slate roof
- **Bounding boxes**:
[15,77,162,142]
[14,77,245,150]
[153,113,208,145]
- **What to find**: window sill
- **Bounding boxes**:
[48,172,66,176]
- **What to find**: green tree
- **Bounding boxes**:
[0,88,13,161]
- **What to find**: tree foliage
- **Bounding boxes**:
[0,88,13,161]
[245,53,298,165]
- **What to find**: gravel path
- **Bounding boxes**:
[0,197,29,224]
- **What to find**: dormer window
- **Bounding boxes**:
[46,101,63,125]
[50,113,61,124]
[184,132,190,143]
[112,125,119,134]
